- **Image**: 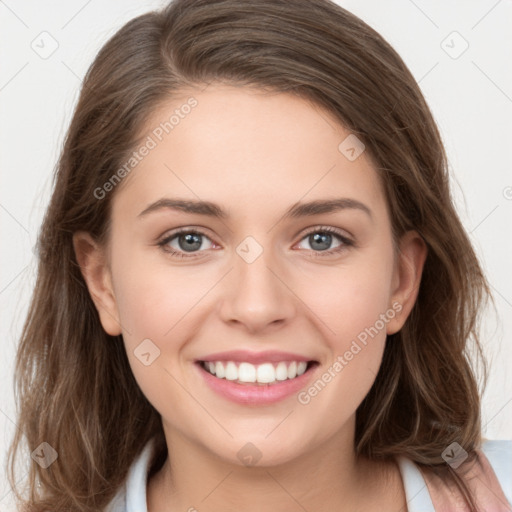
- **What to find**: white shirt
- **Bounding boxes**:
[106,439,512,512]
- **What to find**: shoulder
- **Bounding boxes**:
[480,438,512,505]
[420,438,512,512]
[397,439,512,512]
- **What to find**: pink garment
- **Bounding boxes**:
[421,449,511,511]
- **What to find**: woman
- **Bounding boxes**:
[8,1,511,511]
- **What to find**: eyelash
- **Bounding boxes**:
[156,226,354,260]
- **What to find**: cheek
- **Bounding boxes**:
[295,246,395,402]
[110,244,228,403]
[112,241,211,340]
[295,260,394,430]
[111,258,207,415]
[299,250,395,348]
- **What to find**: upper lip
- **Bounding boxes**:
[197,350,316,365]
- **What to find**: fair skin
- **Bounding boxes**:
[74,84,426,512]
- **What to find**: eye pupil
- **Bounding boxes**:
[179,233,202,252]
[310,232,332,251]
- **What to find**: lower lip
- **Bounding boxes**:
[195,362,319,405]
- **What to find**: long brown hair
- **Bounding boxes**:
[7,0,491,510]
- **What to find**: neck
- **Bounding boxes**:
[147,419,401,512]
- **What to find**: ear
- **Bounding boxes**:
[386,230,427,335]
[72,231,122,336]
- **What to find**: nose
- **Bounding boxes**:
[217,241,297,334]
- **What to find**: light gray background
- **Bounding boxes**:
[1,1,511,509]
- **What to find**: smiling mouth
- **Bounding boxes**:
[197,360,319,386]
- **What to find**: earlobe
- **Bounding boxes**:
[386,231,427,335]
[72,231,123,336]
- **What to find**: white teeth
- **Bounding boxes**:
[202,360,311,384]
[215,361,225,379]
[225,361,238,381]
[275,362,289,381]
[238,362,256,382]
[287,361,297,379]
[256,363,275,383]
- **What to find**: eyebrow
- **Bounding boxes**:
[137,197,372,220]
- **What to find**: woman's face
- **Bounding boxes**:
[76,84,425,466]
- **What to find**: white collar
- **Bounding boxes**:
[396,456,435,511]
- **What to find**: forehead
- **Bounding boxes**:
[111,84,386,222]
